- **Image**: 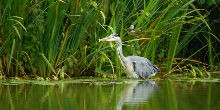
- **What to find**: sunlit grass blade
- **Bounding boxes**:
[207,33,214,69]
[8,18,27,32]
[166,24,183,72]
[100,52,115,76]
[12,26,21,39]
[7,39,15,73]
[40,53,56,74]
[190,3,211,30]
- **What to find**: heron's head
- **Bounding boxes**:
[99,34,121,42]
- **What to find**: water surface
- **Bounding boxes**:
[0,79,220,110]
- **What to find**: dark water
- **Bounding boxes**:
[0,79,220,110]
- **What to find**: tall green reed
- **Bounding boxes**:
[0,0,218,78]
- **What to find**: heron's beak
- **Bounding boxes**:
[99,37,108,42]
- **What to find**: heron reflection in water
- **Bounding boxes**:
[99,34,159,79]
[117,81,157,110]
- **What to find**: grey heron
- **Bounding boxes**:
[99,34,159,79]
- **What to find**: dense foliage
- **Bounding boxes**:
[0,0,219,79]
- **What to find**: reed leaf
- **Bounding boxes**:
[7,39,15,73]
[40,53,56,74]
[8,18,27,32]
[12,26,21,39]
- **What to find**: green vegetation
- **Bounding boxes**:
[0,0,219,80]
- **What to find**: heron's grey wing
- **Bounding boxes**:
[127,56,159,78]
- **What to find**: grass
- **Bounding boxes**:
[0,0,219,79]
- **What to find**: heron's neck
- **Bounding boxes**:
[116,41,126,68]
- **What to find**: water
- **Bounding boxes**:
[0,79,220,110]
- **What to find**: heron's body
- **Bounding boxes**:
[99,34,159,79]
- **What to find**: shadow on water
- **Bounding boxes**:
[1,79,220,110]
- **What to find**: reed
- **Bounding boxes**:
[0,0,218,79]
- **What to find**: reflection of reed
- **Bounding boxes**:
[117,81,157,110]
